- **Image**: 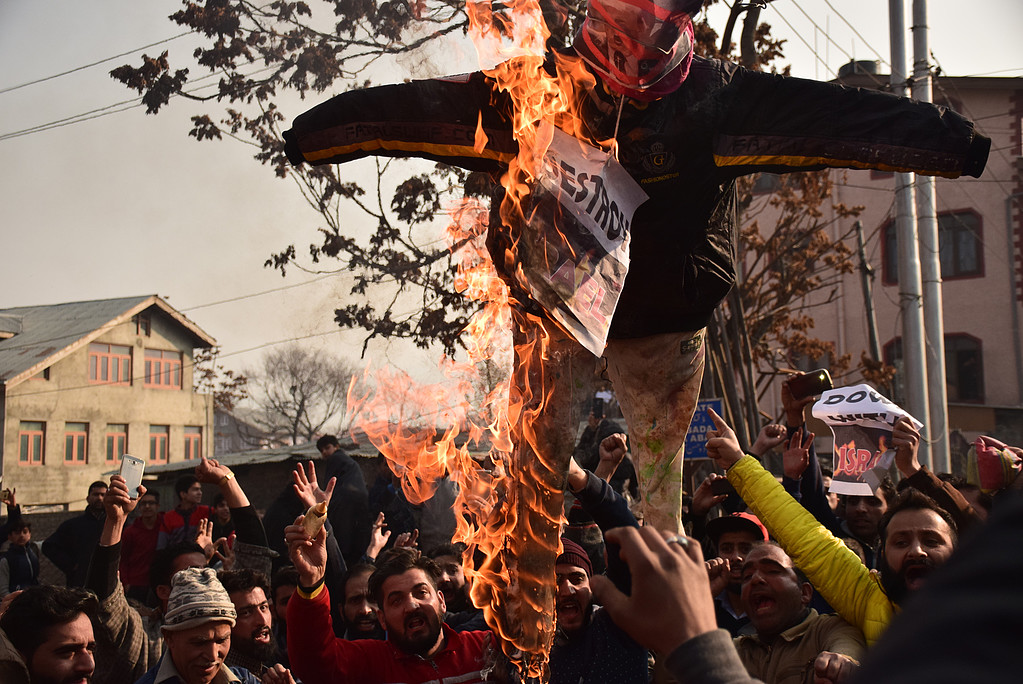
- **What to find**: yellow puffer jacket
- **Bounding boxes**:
[727,455,894,645]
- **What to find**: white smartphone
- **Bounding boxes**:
[119,454,146,499]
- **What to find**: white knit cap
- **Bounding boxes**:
[162,567,237,632]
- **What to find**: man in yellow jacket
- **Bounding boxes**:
[704,409,966,645]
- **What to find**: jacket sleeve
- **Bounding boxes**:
[726,455,892,643]
[901,466,981,535]
[287,584,375,683]
[573,470,640,592]
[283,72,517,173]
[85,543,151,684]
[786,425,844,537]
[712,67,990,179]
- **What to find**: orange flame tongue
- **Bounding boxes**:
[350,2,603,679]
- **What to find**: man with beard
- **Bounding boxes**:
[0,585,98,684]
[705,512,768,636]
[285,520,491,684]
[42,481,107,587]
[735,543,865,684]
[340,564,384,640]
[218,569,279,673]
[706,409,971,645]
[427,544,486,632]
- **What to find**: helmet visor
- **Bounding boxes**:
[576,0,694,89]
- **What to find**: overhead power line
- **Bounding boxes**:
[0,32,194,96]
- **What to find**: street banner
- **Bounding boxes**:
[811,385,922,496]
[515,125,648,356]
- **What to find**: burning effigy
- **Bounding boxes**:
[282,0,989,677]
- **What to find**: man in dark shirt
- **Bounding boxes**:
[42,480,106,587]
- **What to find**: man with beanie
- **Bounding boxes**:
[283,0,990,536]
[549,456,647,683]
[135,567,262,684]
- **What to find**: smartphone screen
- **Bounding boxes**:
[119,454,146,499]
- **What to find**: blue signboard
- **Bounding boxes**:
[685,398,724,459]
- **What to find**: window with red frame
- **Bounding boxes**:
[106,424,128,464]
[150,425,169,463]
[64,422,89,464]
[184,426,202,460]
[881,210,983,284]
[19,421,44,465]
[884,334,985,404]
[89,343,132,385]
[145,349,182,389]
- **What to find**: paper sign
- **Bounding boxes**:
[811,384,922,496]
[513,125,648,356]
[685,398,725,460]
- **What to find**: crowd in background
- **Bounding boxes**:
[0,372,1020,684]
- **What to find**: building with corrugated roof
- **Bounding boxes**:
[0,295,216,508]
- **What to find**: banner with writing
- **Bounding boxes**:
[811,384,922,496]
[514,125,648,356]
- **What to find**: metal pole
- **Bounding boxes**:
[889,0,930,465]
[912,0,949,471]
[856,221,882,362]
[1007,193,1023,405]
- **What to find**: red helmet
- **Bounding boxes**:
[574,0,701,95]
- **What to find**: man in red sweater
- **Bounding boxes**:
[285,520,492,683]
[158,475,211,549]
[120,490,163,603]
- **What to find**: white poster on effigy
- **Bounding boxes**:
[811,385,923,496]
[515,124,648,356]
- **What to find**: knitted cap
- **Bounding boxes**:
[162,567,237,632]
[556,537,593,577]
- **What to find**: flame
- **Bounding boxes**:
[350,2,605,678]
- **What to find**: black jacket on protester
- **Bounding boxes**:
[283,52,989,340]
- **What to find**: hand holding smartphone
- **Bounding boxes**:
[119,455,146,499]
[787,369,833,400]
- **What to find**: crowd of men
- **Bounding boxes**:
[0,371,1020,684]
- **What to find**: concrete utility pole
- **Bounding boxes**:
[889,0,931,466]
[912,0,950,472]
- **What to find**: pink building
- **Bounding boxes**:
[750,65,1023,463]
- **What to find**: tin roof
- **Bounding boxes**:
[0,295,216,386]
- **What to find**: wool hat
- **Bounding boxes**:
[162,567,237,632]
[556,537,593,577]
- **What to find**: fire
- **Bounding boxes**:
[349,1,605,678]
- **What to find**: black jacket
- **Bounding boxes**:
[284,53,989,339]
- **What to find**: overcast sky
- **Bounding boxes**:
[1,0,1020,387]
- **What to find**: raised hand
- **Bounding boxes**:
[704,408,744,470]
[782,375,817,427]
[750,423,787,457]
[782,430,815,480]
[690,474,728,518]
[595,432,629,482]
[365,512,391,560]
[705,556,731,596]
[286,515,328,587]
[891,417,923,478]
[293,460,336,509]
[590,527,717,656]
